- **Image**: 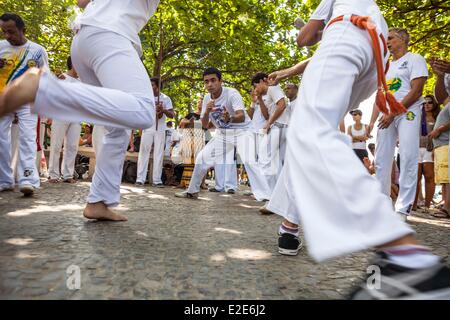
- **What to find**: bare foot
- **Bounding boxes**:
[48,178,60,184]
[0,67,41,117]
[83,202,128,222]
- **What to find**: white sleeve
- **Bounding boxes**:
[410,54,428,82]
[39,48,49,69]
[165,96,173,110]
[269,85,286,105]
[310,0,335,22]
[230,90,245,112]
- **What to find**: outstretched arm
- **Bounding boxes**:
[268,59,311,85]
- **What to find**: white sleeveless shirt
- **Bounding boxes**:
[351,124,367,150]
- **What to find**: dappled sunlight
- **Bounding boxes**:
[198,196,212,201]
[214,227,242,235]
[238,203,261,209]
[15,251,46,259]
[120,186,147,194]
[144,194,169,200]
[219,194,233,198]
[135,231,148,237]
[409,216,450,229]
[210,253,226,262]
[226,248,273,261]
[4,238,34,246]
[34,201,49,205]
[6,204,85,217]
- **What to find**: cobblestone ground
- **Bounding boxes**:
[0,180,449,300]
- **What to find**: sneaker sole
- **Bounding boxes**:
[278,243,303,256]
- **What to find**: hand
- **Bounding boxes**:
[268,71,282,85]
[428,128,442,140]
[156,101,164,113]
[251,90,258,103]
[263,122,272,134]
[128,146,135,153]
[222,109,231,123]
[363,157,371,170]
[378,114,394,129]
[206,100,215,112]
[429,58,450,76]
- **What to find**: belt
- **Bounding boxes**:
[327,15,406,116]
[273,122,288,129]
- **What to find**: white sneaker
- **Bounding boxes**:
[0,185,14,192]
[19,185,35,196]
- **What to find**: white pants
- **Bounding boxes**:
[0,107,40,188]
[214,146,238,191]
[136,129,165,184]
[267,21,412,262]
[375,106,421,215]
[187,129,271,201]
[92,125,106,157]
[48,120,81,180]
[33,26,155,207]
[258,125,286,191]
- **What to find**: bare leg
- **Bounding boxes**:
[83,202,128,221]
[423,163,435,209]
[0,68,41,117]
[412,163,423,211]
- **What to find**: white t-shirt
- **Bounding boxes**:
[201,87,251,130]
[164,127,175,156]
[151,92,173,132]
[262,85,289,125]
[445,73,450,97]
[285,98,297,125]
[63,73,80,84]
[78,0,160,56]
[386,52,429,111]
[251,102,267,132]
[0,40,48,90]
[310,0,388,36]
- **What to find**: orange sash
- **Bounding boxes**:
[328,15,406,116]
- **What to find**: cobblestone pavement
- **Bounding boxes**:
[0,180,449,300]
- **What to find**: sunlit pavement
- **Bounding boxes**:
[1,180,449,299]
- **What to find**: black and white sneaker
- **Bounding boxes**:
[278,233,302,256]
[209,187,221,193]
[227,189,235,194]
[350,252,450,300]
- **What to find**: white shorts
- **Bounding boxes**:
[419,147,433,163]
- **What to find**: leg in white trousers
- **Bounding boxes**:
[136,129,165,184]
[92,125,106,157]
[269,22,412,262]
[214,145,238,191]
[32,26,155,207]
[187,129,271,201]
[0,107,39,188]
[259,127,283,191]
[375,108,421,214]
[48,120,81,180]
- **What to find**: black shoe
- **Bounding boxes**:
[350,252,450,300]
[278,233,302,256]
[227,189,235,194]
[209,187,221,192]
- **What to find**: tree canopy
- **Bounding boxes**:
[0,0,448,120]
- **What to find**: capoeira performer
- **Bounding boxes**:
[265,0,450,299]
[0,0,160,221]
[0,13,48,196]
[252,73,289,191]
[175,67,271,201]
[48,56,81,183]
[369,28,428,221]
[136,77,174,187]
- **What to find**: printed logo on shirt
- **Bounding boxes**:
[210,105,231,129]
[387,78,402,93]
[406,111,416,121]
[27,59,37,68]
[399,61,409,70]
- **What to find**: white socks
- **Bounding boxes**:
[382,245,440,269]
